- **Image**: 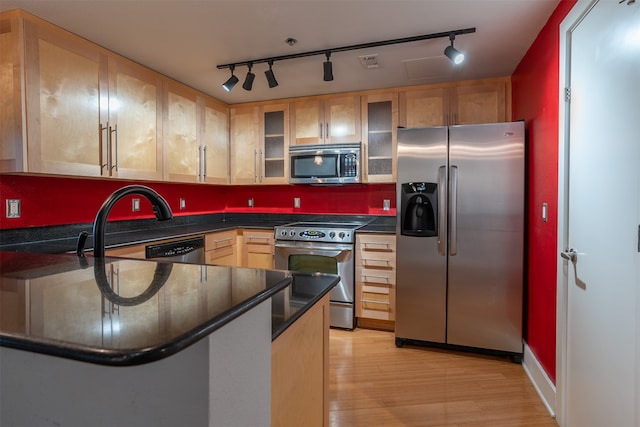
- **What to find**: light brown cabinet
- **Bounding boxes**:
[361,93,397,183]
[240,229,275,269]
[290,95,360,145]
[205,230,239,266]
[229,105,260,184]
[164,81,229,184]
[0,12,25,173]
[355,233,396,330]
[230,103,288,184]
[399,79,509,127]
[18,14,163,179]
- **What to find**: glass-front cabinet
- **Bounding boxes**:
[261,104,289,184]
[362,93,397,183]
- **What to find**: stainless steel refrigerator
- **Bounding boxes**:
[395,122,524,359]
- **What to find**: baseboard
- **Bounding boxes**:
[522,342,556,417]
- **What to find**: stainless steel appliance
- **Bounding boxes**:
[395,122,524,359]
[289,142,361,184]
[274,222,360,329]
[145,236,205,264]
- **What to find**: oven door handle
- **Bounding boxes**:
[274,241,353,253]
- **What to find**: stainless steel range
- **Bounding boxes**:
[274,221,361,329]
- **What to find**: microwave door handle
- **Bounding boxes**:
[336,154,341,177]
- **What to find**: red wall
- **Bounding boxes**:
[512,0,576,382]
[0,174,395,229]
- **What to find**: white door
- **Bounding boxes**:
[560,1,640,426]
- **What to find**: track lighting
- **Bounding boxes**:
[323,52,333,81]
[222,65,239,92]
[265,61,278,88]
[242,63,255,91]
[217,27,475,89]
[444,35,465,65]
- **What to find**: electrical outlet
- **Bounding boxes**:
[248,198,254,207]
[132,198,140,212]
[294,197,301,209]
[6,199,20,218]
[180,198,186,210]
[383,199,391,211]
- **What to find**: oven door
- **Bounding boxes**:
[274,241,355,328]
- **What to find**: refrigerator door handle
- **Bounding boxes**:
[438,166,447,256]
[449,165,458,256]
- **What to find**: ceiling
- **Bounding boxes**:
[0,0,560,105]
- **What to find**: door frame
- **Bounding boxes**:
[556,1,608,425]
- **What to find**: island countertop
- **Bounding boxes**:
[0,251,339,366]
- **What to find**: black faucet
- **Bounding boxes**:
[77,185,173,258]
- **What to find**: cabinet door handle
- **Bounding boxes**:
[110,125,118,172]
[203,146,207,180]
[363,242,391,249]
[361,258,391,264]
[99,123,108,171]
[362,274,390,282]
[319,123,323,139]
[198,145,203,181]
[254,149,258,182]
[325,122,329,139]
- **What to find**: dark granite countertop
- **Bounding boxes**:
[0,251,338,366]
[0,213,395,254]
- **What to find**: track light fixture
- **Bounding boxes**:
[444,34,465,65]
[222,65,239,92]
[265,61,279,88]
[217,27,475,90]
[323,52,334,81]
[242,63,255,91]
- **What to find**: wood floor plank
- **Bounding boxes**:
[329,328,557,427]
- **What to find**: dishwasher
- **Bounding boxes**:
[145,236,205,264]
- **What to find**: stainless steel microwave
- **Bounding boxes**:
[289,142,361,184]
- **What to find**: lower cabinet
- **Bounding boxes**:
[240,229,275,269]
[355,233,396,331]
[204,230,239,266]
[272,293,330,427]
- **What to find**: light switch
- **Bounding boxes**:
[132,198,140,212]
[180,198,186,210]
[248,198,254,207]
[542,203,548,222]
[383,199,391,211]
[294,197,301,208]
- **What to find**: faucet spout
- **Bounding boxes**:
[91,185,173,258]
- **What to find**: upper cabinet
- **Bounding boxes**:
[399,78,509,127]
[261,103,289,184]
[361,93,397,183]
[290,95,360,145]
[0,12,25,173]
[200,97,229,184]
[163,80,199,183]
[229,103,289,185]
[21,16,163,179]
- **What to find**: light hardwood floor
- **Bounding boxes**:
[329,328,557,427]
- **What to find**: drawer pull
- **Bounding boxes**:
[363,275,390,282]
[363,242,391,249]
[247,236,271,242]
[362,258,390,264]
[215,237,234,243]
[361,299,390,305]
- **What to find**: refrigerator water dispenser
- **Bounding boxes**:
[400,182,438,237]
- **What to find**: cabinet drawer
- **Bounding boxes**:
[356,283,395,321]
[205,230,237,250]
[205,245,237,266]
[357,235,396,253]
[357,251,396,268]
[243,230,274,245]
[245,244,274,255]
[356,267,396,286]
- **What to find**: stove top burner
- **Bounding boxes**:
[274,221,365,244]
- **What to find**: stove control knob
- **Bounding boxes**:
[280,230,286,237]
[339,232,345,239]
[329,231,336,239]
[290,231,296,237]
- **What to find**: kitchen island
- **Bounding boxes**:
[0,251,338,426]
